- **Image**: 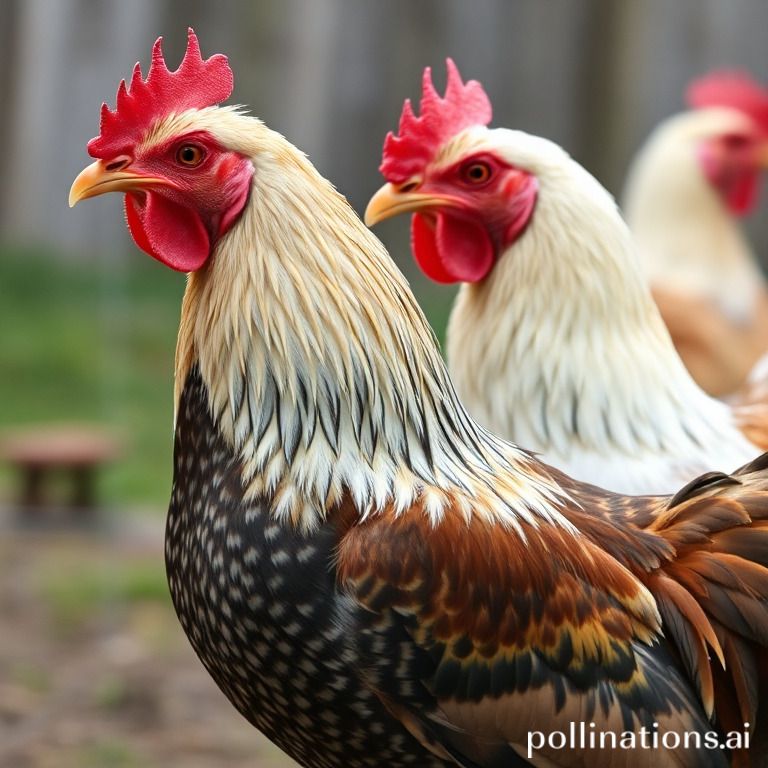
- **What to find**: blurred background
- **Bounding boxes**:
[1,1,767,766]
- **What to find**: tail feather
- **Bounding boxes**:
[650,572,720,715]
[647,467,768,734]
[566,461,768,746]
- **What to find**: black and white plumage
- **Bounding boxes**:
[166,368,454,768]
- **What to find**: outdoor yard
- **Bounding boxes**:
[0,247,451,510]
[0,522,295,768]
[4,3,768,766]
[0,248,278,766]
[0,246,450,768]
[0,248,182,508]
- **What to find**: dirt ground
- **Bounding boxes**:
[0,509,297,768]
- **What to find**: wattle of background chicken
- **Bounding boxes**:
[70,32,768,767]
[623,72,768,398]
[366,62,767,497]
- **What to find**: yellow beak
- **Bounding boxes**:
[68,160,170,207]
[364,183,461,226]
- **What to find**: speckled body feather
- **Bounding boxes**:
[166,369,768,768]
[166,368,453,768]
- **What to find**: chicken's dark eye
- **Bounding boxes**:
[722,133,750,149]
[176,144,205,167]
[461,161,492,185]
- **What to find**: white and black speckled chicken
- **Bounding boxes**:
[70,31,768,768]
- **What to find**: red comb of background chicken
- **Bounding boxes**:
[87,28,233,159]
[686,70,768,134]
[380,59,492,184]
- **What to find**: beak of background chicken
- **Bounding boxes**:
[69,160,171,207]
[364,183,462,226]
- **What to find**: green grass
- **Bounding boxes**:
[9,660,52,693]
[0,245,457,511]
[78,740,143,768]
[39,557,170,633]
[0,247,183,508]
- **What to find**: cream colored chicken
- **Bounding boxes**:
[623,72,768,397]
[367,62,766,495]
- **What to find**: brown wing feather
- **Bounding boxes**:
[337,501,718,767]
[646,573,721,714]
[336,455,768,765]
[562,458,768,745]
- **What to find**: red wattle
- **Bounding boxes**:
[125,192,210,272]
[411,214,456,283]
[724,171,758,216]
[411,213,494,284]
[698,144,760,217]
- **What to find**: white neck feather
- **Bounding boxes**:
[447,137,758,494]
[175,117,570,531]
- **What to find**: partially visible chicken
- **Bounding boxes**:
[366,61,766,495]
[623,72,768,396]
[70,35,768,767]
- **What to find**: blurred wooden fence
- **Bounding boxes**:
[1,0,767,262]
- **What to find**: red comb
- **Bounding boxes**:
[686,70,768,133]
[380,59,492,183]
[88,28,234,158]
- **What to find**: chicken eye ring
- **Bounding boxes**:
[461,160,492,185]
[176,143,206,167]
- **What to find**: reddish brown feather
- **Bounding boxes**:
[646,573,720,715]
[651,573,724,662]
[595,464,768,730]
[338,456,768,757]
[651,284,768,399]
[732,403,768,450]
[338,500,660,702]
[716,631,758,732]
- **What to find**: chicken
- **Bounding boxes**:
[70,32,768,767]
[365,61,766,496]
[623,72,768,397]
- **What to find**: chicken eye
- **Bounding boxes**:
[722,133,750,149]
[176,144,205,167]
[461,161,492,185]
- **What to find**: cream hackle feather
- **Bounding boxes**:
[445,127,760,495]
[156,107,571,534]
[622,108,768,395]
